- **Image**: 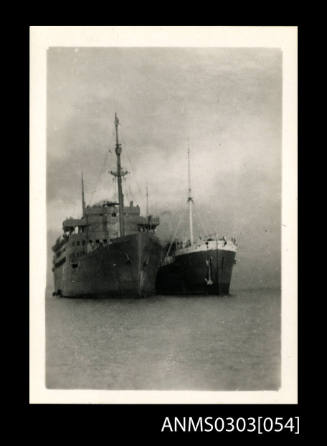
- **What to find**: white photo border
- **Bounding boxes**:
[30,26,298,404]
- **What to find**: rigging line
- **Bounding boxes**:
[126,154,143,199]
[120,135,144,200]
[199,207,210,235]
[194,204,210,238]
[119,132,146,209]
[125,179,135,203]
[164,204,187,261]
[89,148,110,205]
[202,204,215,237]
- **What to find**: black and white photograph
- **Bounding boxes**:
[30,26,297,404]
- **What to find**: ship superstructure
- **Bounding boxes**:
[156,145,237,295]
[52,114,161,298]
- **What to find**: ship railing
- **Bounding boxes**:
[196,234,238,246]
[171,234,237,250]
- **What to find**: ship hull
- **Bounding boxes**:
[156,247,236,295]
[53,232,162,298]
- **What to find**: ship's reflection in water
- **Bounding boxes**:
[46,289,280,390]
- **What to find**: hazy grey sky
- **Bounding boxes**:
[47,47,281,289]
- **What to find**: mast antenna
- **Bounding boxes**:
[81,172,86,216]
[110,113,128,237]
[146,183,149,217]
[187,142,194,245]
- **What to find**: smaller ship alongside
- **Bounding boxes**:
[156,146,237,295]
[52,113,162,298]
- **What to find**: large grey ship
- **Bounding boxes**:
[52,114,162,298]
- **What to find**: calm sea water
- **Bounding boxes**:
[46,289,281,390]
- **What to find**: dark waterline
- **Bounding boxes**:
[46,289,281,390]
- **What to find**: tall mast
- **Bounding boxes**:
[187,143,194,245]
[146,183,149,217]
[111,113,128,237]
[81,172,86,216]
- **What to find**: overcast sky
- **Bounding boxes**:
[47,47,281,289]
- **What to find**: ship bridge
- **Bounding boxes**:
[63,217,87,233]
[61,200,159,242]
